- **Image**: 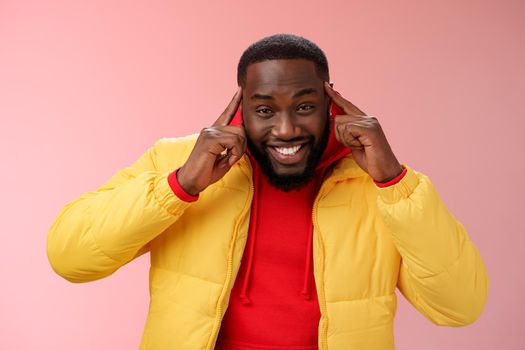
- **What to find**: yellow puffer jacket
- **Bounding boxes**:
[47,136,489,349]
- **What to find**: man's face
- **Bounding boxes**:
[241,59,330,191]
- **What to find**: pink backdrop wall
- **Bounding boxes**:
[1,0,523,348]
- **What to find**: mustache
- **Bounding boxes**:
[266,136,313,144]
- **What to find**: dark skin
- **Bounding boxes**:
[178,59,403,195]
[325,81,404,183]
[242,59,330,177]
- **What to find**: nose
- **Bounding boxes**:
[271,113,299,140]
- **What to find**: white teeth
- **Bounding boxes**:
[275,145,301,155]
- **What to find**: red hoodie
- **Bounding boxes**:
[167,103,406,350]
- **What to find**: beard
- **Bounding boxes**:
[246,121,330,192]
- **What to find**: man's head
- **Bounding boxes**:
[237,34,332,191]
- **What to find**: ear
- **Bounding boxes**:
[325,80,335,99]
[327,81,335,117]
[325,83,333,116]
[240,104,244,126]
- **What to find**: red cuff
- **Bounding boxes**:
[374,167,407,188]
[167,168,199,202]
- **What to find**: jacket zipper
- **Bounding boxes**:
[312,175,348,350]
[206,165,254,349]
[312,183,328,350]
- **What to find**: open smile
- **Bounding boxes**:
[266,141,310,166]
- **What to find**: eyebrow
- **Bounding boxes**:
[250,88,318,100]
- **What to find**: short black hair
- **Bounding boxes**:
[237,34,329,87]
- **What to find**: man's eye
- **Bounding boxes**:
[297,104,314,112]
[256,108,273,115]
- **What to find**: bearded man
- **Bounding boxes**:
[47,34,488,350]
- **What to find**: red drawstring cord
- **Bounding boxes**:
[300,220,314,300]
[240,163,328,304]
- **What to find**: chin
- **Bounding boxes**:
[265,147,310,175]
[246,136,324,192]
[271,164,308,177]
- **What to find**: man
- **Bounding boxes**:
[47,34,488,349]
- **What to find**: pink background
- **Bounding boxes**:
[1,0,523,348]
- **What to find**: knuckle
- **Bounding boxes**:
[202,127,216,135]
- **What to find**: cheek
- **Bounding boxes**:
[305,113,329,138]
[243,115,271,142]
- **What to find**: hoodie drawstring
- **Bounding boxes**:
[300,220,314,300]
[240,164,330,304]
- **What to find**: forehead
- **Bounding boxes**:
[244,59,323,96]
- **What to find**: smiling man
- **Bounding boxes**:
[47,34,489,349]
[242,59,331,191]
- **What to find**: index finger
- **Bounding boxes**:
[213,86,243,127]
[324,81,367,116]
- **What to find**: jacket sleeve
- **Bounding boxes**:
[47,138,193,283]
[376,165,489,326]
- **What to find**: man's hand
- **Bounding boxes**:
[324,82,403,183]
[177,87,246,196]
